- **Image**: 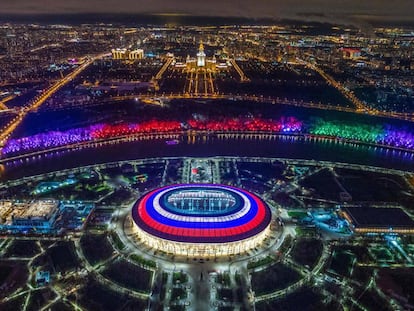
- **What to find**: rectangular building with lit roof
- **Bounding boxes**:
[341,207,414,234]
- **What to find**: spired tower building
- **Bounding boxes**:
[181,41,228,95]
[196,42,206,67]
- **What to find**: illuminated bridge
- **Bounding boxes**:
[131,184,272,257]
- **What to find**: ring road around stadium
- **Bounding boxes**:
[131,184,272,257]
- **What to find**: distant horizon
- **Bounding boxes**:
[1,12,414,28]
[1,0,414,29]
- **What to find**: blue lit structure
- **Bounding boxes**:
[0,200,94,234]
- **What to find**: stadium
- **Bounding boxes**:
[131,184,272,257]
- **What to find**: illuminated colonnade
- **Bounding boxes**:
[133,224,270,257]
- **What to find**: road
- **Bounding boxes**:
[0,53,110,146]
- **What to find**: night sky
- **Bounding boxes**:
[1,0,413,22]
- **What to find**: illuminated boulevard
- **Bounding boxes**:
[0,53,110,146]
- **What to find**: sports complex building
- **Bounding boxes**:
[0,199,94,233]
[131,184,272,257]
[341,207,414,234]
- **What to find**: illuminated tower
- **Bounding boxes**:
[197,41,206,67]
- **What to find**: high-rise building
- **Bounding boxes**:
[196,42,206,67]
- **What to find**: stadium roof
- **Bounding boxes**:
[132,184,272,243]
